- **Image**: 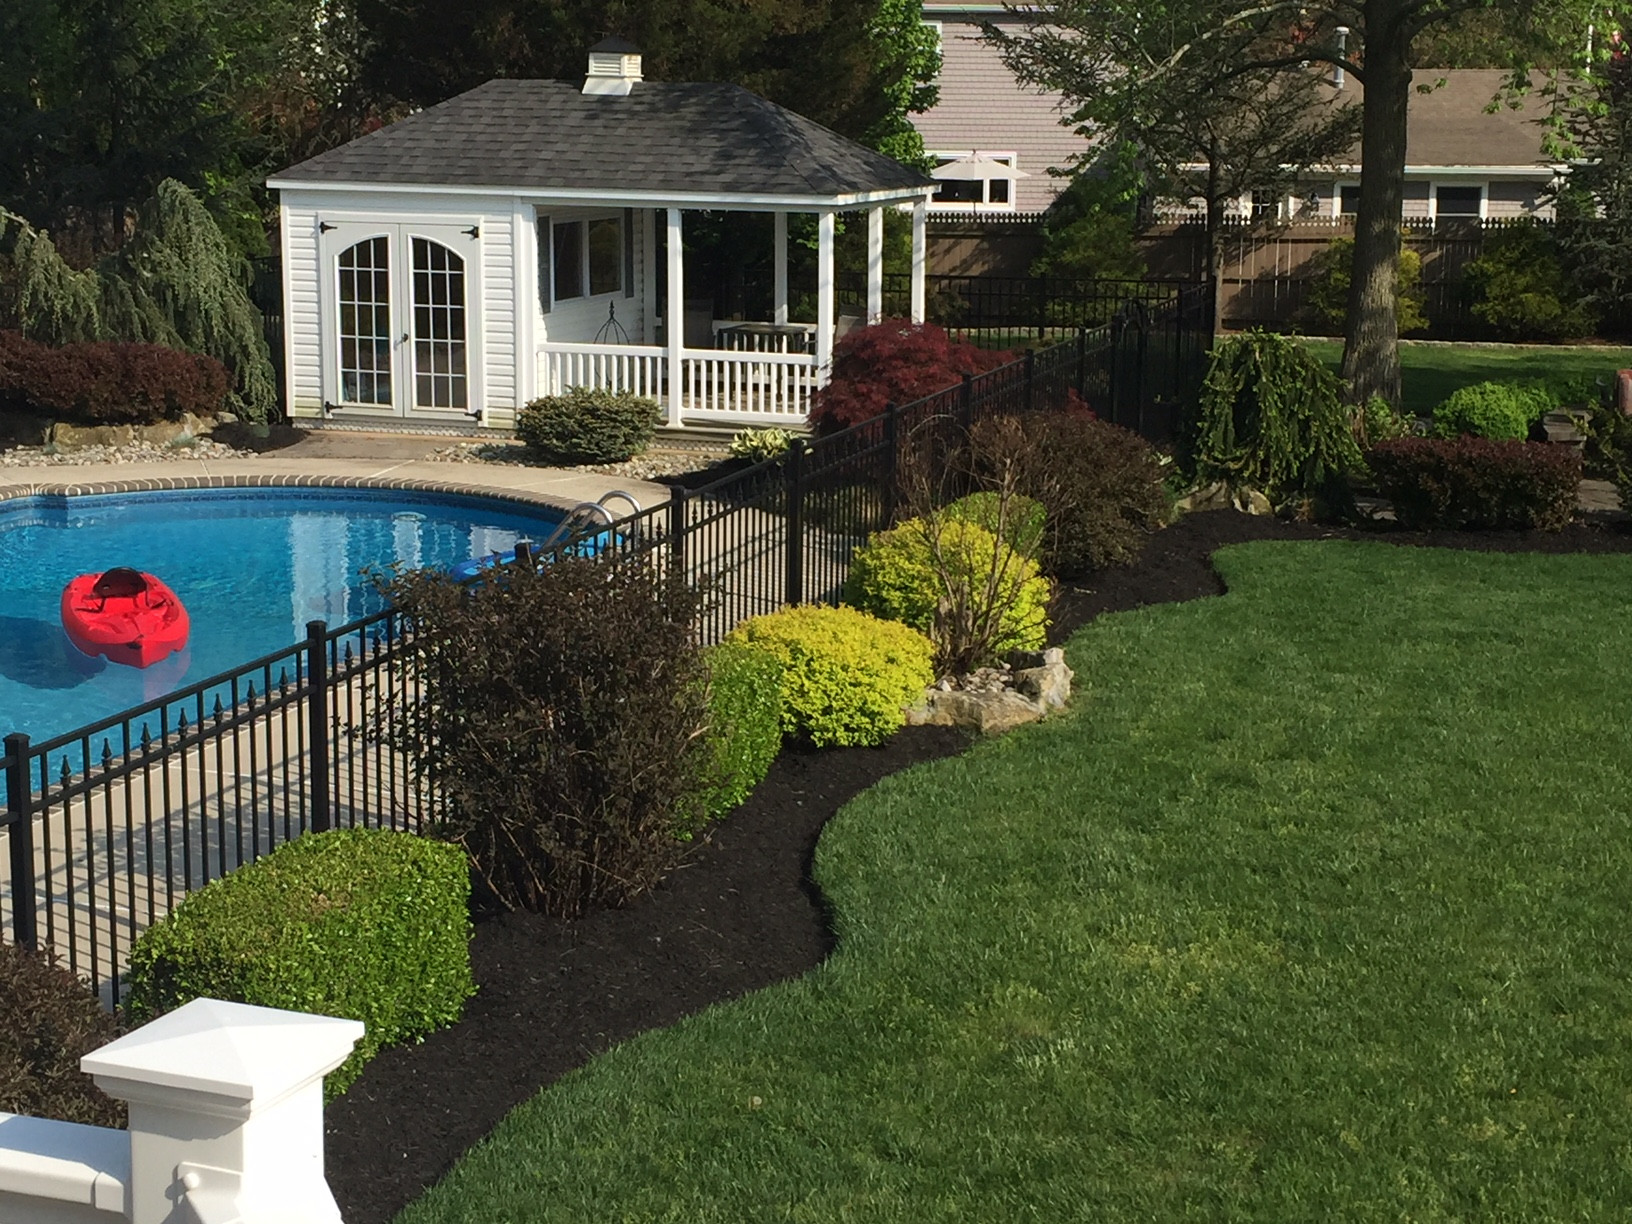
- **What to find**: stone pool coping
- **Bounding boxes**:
[0,458,672,517]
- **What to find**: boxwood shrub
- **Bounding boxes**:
[0,942,124,1127]
[1367,437,1580,531]
[516,386,661,463]
[943,491,1046,554]
[843,514,1050,665]
[124,829,474,1097]
[724,606,935,748]
[693,643,785,827]
[1431,381,1555,442]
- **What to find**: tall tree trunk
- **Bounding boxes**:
[1340,3,1410,408]
[1205,151,1225,334]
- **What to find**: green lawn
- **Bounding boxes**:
[1300,338,1632,417]
[399,542,1632,1222]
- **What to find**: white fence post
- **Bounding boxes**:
[82,998,363,1224]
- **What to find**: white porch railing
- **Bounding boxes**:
[537,341,819,424]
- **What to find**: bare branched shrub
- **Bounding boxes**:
[852,418,1051,675]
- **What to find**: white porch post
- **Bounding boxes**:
[642,208,659,341]
[867,205,885,325]
[910,198,928,325]
[816,209,836,382]
[666,206,684,426]
[82,998,363,1224]
[773,211,789,327]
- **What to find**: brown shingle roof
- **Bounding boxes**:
[1330,69,1552,167]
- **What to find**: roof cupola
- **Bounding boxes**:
[584,38,643,96]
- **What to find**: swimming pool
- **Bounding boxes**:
[0,486,567,745]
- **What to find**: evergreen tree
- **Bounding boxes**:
[0,181,277,421]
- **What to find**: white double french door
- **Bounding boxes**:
[319,221,483,420]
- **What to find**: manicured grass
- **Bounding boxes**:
[397,543,1632,1222]
[1300,338,1632,417]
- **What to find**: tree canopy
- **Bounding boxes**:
[994,1,1608,406]
[351,0,940,167]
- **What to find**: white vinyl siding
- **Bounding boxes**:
[280,198,324,418]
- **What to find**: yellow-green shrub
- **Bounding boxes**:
[842,514,1050,666]
[724,606,934,747]
[125,829,474,1097]
[692,642,785,828]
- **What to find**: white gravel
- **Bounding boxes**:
[430,441,726,482]
[0,438,252,467]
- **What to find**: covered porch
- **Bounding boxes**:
[536,199,933,427]
[268,43,936,431]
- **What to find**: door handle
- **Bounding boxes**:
[400,332,409,344]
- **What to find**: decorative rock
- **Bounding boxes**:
[904,650,1075,734]
[47,412,216,450]
[1175,481,1273,516]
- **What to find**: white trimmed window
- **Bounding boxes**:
[537,212,624,310]
[927,152,1019,212]
[1431,183,1486,220]
[1336,183,1361,217]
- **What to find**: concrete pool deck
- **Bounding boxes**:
[0,431,674,513]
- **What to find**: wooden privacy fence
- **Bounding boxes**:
[3,284,1212,1001]
[1139,216,1546,335]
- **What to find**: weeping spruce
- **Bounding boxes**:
[0,182,275,422]
[1184,330,1361,504]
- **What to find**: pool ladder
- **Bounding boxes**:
[531,489,643,554]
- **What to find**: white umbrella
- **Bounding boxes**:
[931,153,1032,181]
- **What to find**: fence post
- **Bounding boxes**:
[1035,276,1047,341]
[881,401,901,526]
[1075,327,1088,399]
[4,733,37,950]
[959,372,975,431]
[305,621,331,834]
[1134,309,1150,440]
[1024,348,1037,414]
[784,439,806,605]
[667,485,688,581]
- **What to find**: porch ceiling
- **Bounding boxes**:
[269,79,934,209]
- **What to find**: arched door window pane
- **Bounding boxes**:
[337,237,392,405]
[411,238,468,410]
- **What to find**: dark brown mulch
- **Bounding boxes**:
[324,509,1632,1223]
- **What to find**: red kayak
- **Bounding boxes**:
[61,568,191,669]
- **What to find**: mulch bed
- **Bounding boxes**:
[324,508,1632,1224]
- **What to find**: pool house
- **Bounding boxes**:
[267,41,937,431]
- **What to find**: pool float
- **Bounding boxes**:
[448,530,618,581]
[61,568,191,669]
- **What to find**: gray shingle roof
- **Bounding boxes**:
[270,79,932,198]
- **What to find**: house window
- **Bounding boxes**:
[1435,185,1483,218]
[541,214,624,306]
[587,217,622,296]
[1250,188,1280,221]
[553,221,584,302]
[928,153,1018,210]
[1338,185,1361,216]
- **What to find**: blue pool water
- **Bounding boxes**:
[0,487,565,745]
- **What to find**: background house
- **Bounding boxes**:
[1157,69,1562,223]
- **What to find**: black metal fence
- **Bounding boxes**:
[833,273,1197,344]
[1,284,1210,1000]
